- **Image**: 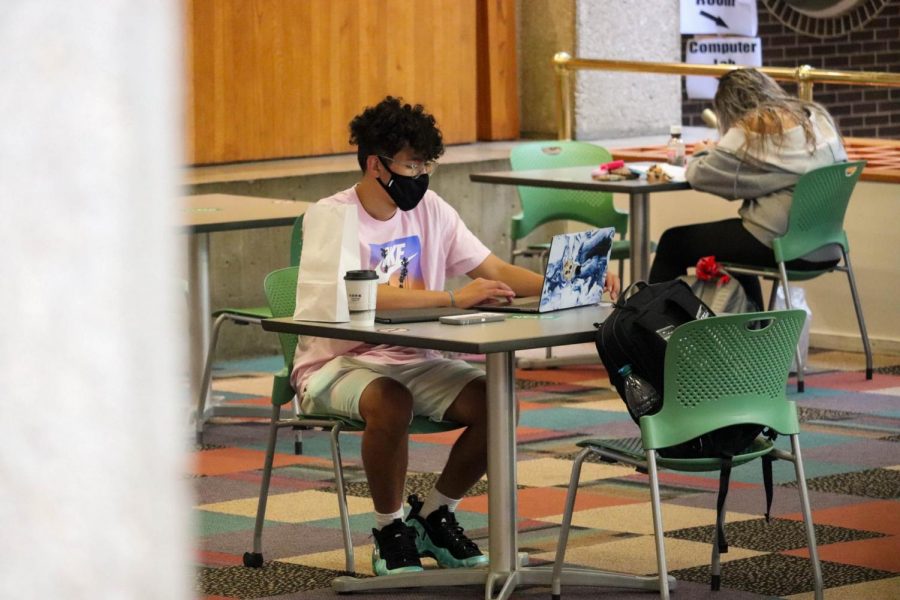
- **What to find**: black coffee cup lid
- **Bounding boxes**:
[344,269,378,281]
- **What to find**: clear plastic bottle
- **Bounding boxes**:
[618,364,661,418]
[666,125,686,167]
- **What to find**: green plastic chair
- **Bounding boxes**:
[243,266,463,574]
[551,310,823,600]
[509,141,649,282]
[721,161,872,392]
[195,214,304,445]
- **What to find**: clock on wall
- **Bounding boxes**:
[761,0,890,38]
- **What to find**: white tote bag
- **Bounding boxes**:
[294,203,361,322]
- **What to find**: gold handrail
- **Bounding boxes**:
[553,53,900,140]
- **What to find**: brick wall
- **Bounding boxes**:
[682,2,900,139]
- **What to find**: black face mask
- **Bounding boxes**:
[377,157,429,211]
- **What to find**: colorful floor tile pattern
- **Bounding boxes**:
[193,346,900,599]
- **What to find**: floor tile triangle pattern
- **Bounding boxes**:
[194,348,900,599]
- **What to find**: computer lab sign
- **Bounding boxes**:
[685,37,762,99]
[680,0,758,36]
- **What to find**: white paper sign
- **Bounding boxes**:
[685,36,762,99]
[680,0,758,37]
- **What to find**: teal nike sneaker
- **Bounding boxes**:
[406,494,488,569]
[371,519,424,576]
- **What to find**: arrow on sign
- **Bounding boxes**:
[699,11,729,28]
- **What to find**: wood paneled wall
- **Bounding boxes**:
[476,0,519,140]
[187,0,517,166]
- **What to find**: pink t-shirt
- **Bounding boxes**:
[291,186,491,393]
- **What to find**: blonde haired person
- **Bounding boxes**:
[648,68,847,309]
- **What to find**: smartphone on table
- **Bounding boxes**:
[439,312,506,326]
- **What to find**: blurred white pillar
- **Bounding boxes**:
[0,2,188,599]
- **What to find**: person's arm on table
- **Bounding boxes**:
[376,277,516,310]
[467,254,543,298]
[375,253,620,311]
[686,142,800,201]
[468,254,620,302]
[374,253,536,310]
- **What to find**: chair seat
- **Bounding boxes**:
[524,242,551,252]
[273,374,462,434]
[552,312,821,600]
[297,413,462,434]
[720,262,836,282]
[212,306,272,319]
[296,413,366,430]
[526,239,655,260]
[578,435,774,472]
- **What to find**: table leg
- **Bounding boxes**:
[330,344,672,596]
[485,351,518,599]
[482,350,674,600]
[628,191,650,283]
[187,233,211,409]
[332,352,519,595]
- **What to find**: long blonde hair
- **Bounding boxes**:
[713,68,832,155]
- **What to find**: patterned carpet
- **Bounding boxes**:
[193,346,900,599]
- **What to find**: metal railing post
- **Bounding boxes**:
[549,56,900,136]
[796,64,815,101]
[554,51,573,140]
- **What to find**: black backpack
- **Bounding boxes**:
[595,280,775,582]
[596,279,710,423]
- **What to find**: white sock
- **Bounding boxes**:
[421,487,461,518]
[375,506,405,530]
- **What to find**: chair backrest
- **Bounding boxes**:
[264,266,301,369]
[289,214,305,267]
[773,160,865,263]
[639,310,806,450]
[509,141,628,241]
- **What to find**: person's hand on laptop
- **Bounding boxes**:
[453,278,516,308]
[605,272,621,301]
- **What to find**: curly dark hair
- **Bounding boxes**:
[349,96,444,172]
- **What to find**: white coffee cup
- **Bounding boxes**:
[344,269,378,327]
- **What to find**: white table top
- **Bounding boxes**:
[470,165,690,194]
[183,194,311,233]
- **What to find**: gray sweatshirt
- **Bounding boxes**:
[686,108,848,262]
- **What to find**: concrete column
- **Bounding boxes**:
[518,0,682,140]
[0,3,188,599]
[574,0,682,139]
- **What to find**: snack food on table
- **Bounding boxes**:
[646,164,672,183]
[591,165,638,181]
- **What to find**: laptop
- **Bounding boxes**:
[477,228,616,314]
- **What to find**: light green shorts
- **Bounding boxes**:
[301,356,485,423]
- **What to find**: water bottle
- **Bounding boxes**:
[618,364,661,417]
[666,125,686,167]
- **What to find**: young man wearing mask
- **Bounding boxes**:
[292,96,620,576]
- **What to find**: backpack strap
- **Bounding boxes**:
[612,280,649,309]
[632,293,705,341]
[712,455,733,591]
[761,428,778,522]
[715,457,732,555]
[762,454,775,522]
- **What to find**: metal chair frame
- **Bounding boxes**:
[722,160,872,392]
[243,266,462,574]
[551,311,823,600]
[195,214,305,445]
